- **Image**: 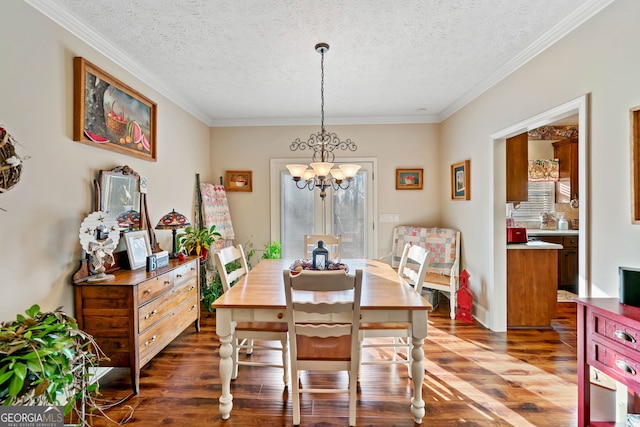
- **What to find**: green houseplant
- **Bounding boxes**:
[0,305,104,418]
[177,225,222,261]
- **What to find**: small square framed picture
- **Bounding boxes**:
[396,168,423,190]
[451,160,470,200]
[225,170,252,192]
[124,230,152,270]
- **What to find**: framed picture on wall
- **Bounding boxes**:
[73,57,157,161]
[225,170,252,192]
[451,160,471,200]
[396,168,423,190]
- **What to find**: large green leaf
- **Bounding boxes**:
[8,374,23,397]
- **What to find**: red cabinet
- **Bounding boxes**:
[577,298,640,426]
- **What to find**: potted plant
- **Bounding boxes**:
[177,225,222,261]
[0,304,105,418]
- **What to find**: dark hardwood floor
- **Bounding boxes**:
[76,300,578,426]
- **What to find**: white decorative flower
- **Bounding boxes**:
[5,156,20,166]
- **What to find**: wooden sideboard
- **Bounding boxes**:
[576,298,640,426]
[73,257,200,393]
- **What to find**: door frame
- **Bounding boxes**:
[269,157,378,258]
[490,95,589,332]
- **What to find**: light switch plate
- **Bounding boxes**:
[379,213,400,223]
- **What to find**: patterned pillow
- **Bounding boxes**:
[392,226,458,275]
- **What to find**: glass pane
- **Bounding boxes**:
[333,171,367,258]
[281,172,314,259]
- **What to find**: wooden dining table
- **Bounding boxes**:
[211,258,432,424]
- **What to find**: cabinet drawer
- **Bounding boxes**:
[174,260,198,286]
[138,295,199,364]
[563,236,578,248]
[138,278,198,332]
[137,273,174,305]
[592,310,640,352]
[593,341,640,387]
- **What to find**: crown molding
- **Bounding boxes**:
[438,0,615,122]
[27,0,613,128]
[25,0,210,125]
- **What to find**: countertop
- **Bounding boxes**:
[526,229,579,236]
[507,240,563,250]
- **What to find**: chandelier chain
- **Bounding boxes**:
[286,43,360,200]
[320,49,325,138]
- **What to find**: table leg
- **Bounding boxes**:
[216,309,234,419]
[411,310,428,424]
[410,336,426,424]
[218,333,234,419]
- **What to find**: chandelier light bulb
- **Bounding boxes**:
[339,164,361,178]
[286,164,308,178]
[310,162,333,178]
[303,169,316,181]
[330,168,345,181]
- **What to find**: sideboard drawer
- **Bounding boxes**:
[174,260,198,286]
[138,295,199,364]
[138,276,198,333]
[591,310,640,352]
[593,341,640,387]
[137,273,174,305]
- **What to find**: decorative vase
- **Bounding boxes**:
[200,247,208,262]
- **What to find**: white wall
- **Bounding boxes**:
[0,2,210,320]
[210,124,440,260]
[440,0,640,328]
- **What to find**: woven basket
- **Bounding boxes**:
[105,100,126,139]
[0,128,23,193]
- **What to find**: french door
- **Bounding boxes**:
[270,159,375,260]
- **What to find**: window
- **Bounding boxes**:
[510,182,555,222]
[271,159,375,259]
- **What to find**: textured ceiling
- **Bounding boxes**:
[27,0,611,126]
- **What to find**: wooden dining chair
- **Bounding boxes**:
[213,245,289,386]
[283,269,363,426]
[304,234,342,260]
[359,243,429,378]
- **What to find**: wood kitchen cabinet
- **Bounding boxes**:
[507,246,559,328]
[533,235,579,292]
[73,257,200,393]
[553,137,578,203]
[506,132,529,203]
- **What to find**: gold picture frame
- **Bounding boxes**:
[632,106,640,223]
[451,160,470,200]
[73,57,157,161]
[225,170,252,192]
[396,168,423,190]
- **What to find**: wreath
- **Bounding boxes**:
[0,126,23,194]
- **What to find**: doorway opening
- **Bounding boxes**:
[490,95,588,332]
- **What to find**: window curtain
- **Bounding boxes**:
[528,159,559,182]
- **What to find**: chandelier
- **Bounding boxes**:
[286,43,360,200]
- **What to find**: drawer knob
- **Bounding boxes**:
[615,359,636,375]
[277,312,284,319]
[614,330,636,343]
[189,304,197,312]
[144,288,152,294]
[144,310,157,320]
[145,335,157,346]
[177,274,183,278]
